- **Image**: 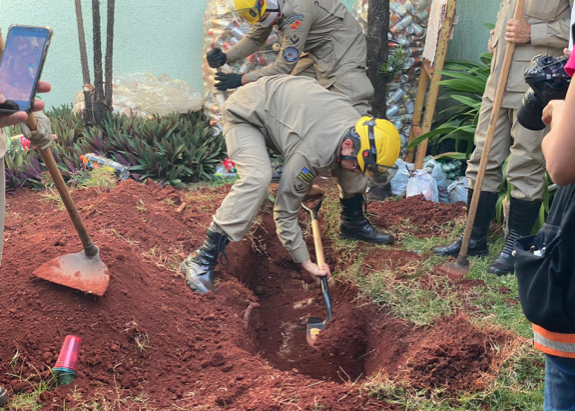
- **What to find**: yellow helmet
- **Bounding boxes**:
[232,0,267,25]
[353,116,401,179]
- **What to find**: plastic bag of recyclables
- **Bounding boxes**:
[390,158,414,196]
[73,72,203,118]
[448,176,468,204]
[406,167,439,202]
[423,156,448,202]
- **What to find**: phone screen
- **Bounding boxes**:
[0,26,51,112]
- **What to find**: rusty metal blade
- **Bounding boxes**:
[33,250,110,296]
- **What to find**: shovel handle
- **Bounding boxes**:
[308,210,333,323]
[27,114,99,258]
[311,219,325,268]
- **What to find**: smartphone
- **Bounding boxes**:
[0,25,52,114]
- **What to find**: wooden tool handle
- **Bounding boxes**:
[37,132,98,257]
[458,0,526,263]
[310,215,332,323]
[311,219,325,268]
[25,113,38,131]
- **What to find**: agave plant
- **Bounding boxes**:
[5,106,226,190]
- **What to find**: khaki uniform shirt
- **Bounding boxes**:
[226,0,367,88]
[486,0,572,109]
[223,75,362,262]
[0,128,6,159]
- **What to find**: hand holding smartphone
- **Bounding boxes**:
[0,25,52,115]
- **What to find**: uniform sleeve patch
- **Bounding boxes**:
[289,34,300,45]
[283,47,300,62]
[289,20,302,30]
[285,13,304,25]
[297,167,315,183]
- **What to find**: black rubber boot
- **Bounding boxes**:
[340,194,394,245]
[180,228,229,294]
[433,189,498,257]
[488,198,542,276]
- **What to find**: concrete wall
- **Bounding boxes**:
[0,0,496,109]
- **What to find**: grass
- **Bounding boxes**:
[39,168,118,211]
[310,183,545,410]
[356,266,460,326]
[363,339,543,410]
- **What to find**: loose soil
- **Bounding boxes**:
[0,180,509,409]
[368,194,466,237]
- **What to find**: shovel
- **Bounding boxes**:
[302,198,333,347]
[26,114,110,296]
[438,0,526,278]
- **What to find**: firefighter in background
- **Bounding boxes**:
[207,0,374,116]
[433,0,572,276]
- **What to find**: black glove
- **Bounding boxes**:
[215,72,244,91]
[207,48,227,68]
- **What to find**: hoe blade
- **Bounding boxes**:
[33,250,110,296]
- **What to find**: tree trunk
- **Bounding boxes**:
[75,0,95,125]
[104,0,115,112]
[92,0,106,126]
[366,0,390,118]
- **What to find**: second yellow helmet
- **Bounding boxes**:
[232,0,267,25]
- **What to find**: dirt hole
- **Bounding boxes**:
[229,214,511,389]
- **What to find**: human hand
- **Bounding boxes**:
[0,81,51,128]
[488,29,495,54]
[505,19,531,44]
[207,48,228,68]
[301,260,330,285]
[215,72,244,90]
[542,100,565,127]
[564,48,572,58]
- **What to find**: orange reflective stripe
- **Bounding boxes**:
[533,324,575,344]
[534,342,575,359]
[533,324,575,358]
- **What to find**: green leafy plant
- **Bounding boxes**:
[380,46,410,81]
[4,108,226,190]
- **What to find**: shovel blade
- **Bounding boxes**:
[33,250,110,296]
[306,316,325,347]
[437,259,469,280]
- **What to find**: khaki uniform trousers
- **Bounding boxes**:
[467,97,546,201]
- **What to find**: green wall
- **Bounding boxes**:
[447,0,502,61]
[0,0,498,109]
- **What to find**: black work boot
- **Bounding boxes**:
[433,189,498,257]
[488,197,542,276]
[340,194,394,245]
[180,228,229,294]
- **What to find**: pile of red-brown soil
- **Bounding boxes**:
[404,315,511,392]
[0,180,508,409]
[368,194,466,237]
